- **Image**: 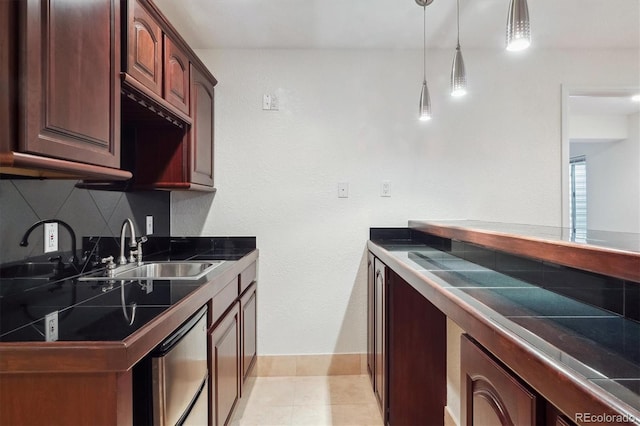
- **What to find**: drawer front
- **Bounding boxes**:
[240,262,257,294]
[212,276,239,326]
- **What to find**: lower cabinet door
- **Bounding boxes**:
[210,303,240,426]
[461,334,539,426]
[241,282,257,385]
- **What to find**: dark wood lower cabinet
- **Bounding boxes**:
[367,252,375,385]
[240,282,257,385]
[387,268,446,426]
[210,303,240,426]
[373,258,387,418]
[461,334,539,426]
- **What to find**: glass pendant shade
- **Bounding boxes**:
[451,46,467,97]
[506,0,530,51]
[419,80,431,121]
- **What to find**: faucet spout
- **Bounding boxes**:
[118,218,137,265]
[20,219,78,265]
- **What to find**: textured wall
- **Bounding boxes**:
[171,48,640,355]
[572,112,640,232]
[0,180,170,265]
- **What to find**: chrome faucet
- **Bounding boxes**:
[118,218,147,266]
[118,219,137,265]
[20,219,78,266]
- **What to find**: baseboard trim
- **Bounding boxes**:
[256,353,366,377]
[444,405,460,426]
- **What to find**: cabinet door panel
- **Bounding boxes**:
[189,65,214,187]
[127,0,162,95]
[461,335,538,426]
[164,36,189,114]
[210,303,240,426]
[22,0,120,168]
[367,253,375,384]
[241,283,257,382]
[373,258,386,417]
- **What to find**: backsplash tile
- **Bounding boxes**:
[0,179,170,266]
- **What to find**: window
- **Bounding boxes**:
[570,156,587,241]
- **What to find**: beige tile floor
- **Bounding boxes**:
[230,375,384,426]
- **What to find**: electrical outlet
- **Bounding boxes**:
[44,222,58,253]
[45,311,58,342]
[381,181,391,197]
[338,182,349,198]
[262,94,272,110]
[146,215,154,235]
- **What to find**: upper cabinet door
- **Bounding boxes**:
[189,64,214,188]
[21,0,121,168]
[127,0,162,96]
[164,36,190,115]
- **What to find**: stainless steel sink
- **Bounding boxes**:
[78,261,224,281]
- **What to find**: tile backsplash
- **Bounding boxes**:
[0,179,170,266]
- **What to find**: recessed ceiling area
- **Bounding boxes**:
[570,93,640,116]
[153,0,640,50]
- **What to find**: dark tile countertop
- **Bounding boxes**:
[369,232,640,420]
[0,236,256,342]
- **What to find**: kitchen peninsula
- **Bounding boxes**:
[367,220,640,426]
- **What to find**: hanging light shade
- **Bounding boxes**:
[416,0,434,121]
[450,0,467,97]
[506,0,530,52]
[419,80,431,121]
[451,48,466,97]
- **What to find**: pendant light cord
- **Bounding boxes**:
[423,5,426,83]
[456,0,460,49]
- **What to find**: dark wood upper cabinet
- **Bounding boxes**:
[189,64,215,188]
[0,0,131,180]
[127,0,162,96]
[121,0,217,191]
[164,36,190,115]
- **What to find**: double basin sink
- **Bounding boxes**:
[78,261,224,281]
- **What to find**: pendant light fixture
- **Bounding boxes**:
[450,0,467,97]
[416,0,434,121]
[506,0,531,51]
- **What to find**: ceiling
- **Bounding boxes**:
[153,0,640,50]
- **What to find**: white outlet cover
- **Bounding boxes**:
[45,311,59,342]
[381,181,391,197]
[44,222,58,253]
[146,215,154,235]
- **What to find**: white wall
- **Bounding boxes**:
[171,48,639,355]
[571,113,640,232]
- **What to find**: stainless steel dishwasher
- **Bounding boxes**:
[133,306,208,425]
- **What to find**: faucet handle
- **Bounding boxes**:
[130,236,148,266]
[101,256,116,270]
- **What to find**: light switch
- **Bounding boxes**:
[338,182,349,198]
